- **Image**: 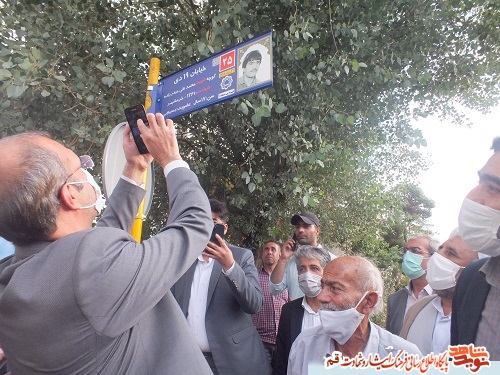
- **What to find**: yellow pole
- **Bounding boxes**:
[130,57,161,242]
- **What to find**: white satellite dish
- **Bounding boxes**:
[102,122,154,216]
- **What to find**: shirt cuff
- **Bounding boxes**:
[163,160,190,178]
[120,175,145,189]
[222,261,236,276]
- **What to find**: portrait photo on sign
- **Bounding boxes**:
[237,37,272,91]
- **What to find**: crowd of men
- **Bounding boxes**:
[0,116,498,374]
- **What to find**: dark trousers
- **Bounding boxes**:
[263,342,276,372]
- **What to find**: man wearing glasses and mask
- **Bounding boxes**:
[0,114,214,375]
[385,234,439,335]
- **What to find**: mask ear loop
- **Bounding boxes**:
[496,225,500,240]
[354,291,369,309]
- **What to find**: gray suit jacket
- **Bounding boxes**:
[0,168,213,375]
[386,288,408,335]
[171,244,272,375]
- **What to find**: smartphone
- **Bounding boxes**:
[124,104,149,154]
[291,233,299,251]
[210,223,225,244]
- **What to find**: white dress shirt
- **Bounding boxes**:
[405,283,433,313]
[431,296,451,354]
[301,297,321,331]
[187,254,214,352]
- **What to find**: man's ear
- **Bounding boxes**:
[59,184,81,210]
[360,292,379,314]
[223,223,229,235]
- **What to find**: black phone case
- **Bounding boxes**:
[292,233,299,251]
[210,224,225,243]
[124,105,149,154]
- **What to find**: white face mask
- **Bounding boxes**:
[298,272,322,297]
[458,198,500,257]
[426,253,464,290]
[67,169,106,215]
[319,291,368,345]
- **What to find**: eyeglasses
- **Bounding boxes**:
[401,246,429,256]
[58,155,94,197]
[65,155,94,182]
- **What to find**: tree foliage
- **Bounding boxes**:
[382,183,436,249]
[0,0,498,264]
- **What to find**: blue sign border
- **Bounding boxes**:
[151,30,273,119]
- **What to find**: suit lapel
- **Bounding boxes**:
[206,261,222,308]
[291,300,304,342]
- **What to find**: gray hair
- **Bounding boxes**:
[294,245,331,270]
[355,257,384,317]
[0,133,67,245]
[408,233,439,255]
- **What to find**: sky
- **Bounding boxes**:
[412,105,500,243]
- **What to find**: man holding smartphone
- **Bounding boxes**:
[0,114,214,374]
[269,212,331,300]
[171,199,271,375]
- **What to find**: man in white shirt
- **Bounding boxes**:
[171,199,271,375]
[288,256,421,375]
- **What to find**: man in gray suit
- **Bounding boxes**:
[171,199,272,375]
[0,114,213,375]
[386,234,438,335]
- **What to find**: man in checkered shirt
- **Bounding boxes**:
[252,240,289,369]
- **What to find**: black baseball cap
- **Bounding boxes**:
[291,212,320,227]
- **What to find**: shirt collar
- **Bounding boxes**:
[301,296,319,315]
[197,254,213,264]
[405,281,433,296]
[431,296,451,318]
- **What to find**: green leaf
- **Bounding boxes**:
[276,103,287,114]
[238,102,249,115]
[197,41,206,54]
[0,69,12,79]
[6,84,27,98]
[248,182,256,193]
[102,76,114,87]
[41,90,50,97]
[251,113,261,126]
[31,47,41,60]
[352,59,359,72]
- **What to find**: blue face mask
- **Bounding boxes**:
[401,251,426,279]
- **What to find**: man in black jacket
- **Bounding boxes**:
[452,136,500,360]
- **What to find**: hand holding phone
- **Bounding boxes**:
[124,104,150,154]
[291,233,299,251]
[209,223,225,245]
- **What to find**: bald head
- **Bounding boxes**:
[0,132,69,245]
[321,256,384,316]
